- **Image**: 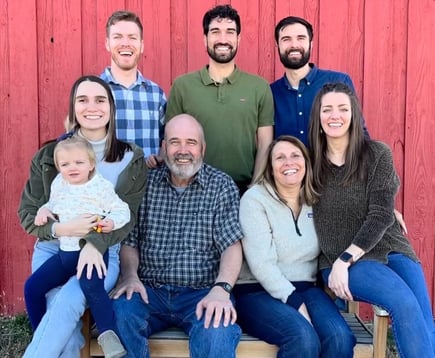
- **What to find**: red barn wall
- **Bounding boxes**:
[1,0,434,320]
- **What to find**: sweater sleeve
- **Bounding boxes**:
[352,142,399,252]
[239,187,296,303]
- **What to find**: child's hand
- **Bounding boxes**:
[34,207,56,226]
[95,218,115,233]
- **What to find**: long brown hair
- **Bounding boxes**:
[255,135,318,206]
[308,82,367,188]
[66,75,132,162]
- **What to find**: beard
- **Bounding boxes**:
[111,53,140,71]
[164,153,203,180]
[207,43,238,64]
[279,47,311,70]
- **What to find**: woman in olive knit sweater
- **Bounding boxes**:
[309,82,435,358]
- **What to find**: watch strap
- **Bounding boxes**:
[212,281,233,294]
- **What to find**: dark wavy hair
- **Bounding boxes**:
[308,82,367,188]
[203,5,241,35]
[255,135,318,206]
[274,16,313,43]
[66,75,132,162]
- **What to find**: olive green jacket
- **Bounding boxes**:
[18,141,147,253]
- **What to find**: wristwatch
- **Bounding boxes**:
[339,251,354,265]
[212,282,233,294]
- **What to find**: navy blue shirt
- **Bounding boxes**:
[271,63,368,146]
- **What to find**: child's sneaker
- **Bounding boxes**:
[97,330,127,358]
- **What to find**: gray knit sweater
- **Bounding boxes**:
[313,141,418,270]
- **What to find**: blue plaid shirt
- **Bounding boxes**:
[100,67,167,157]
[123,163,243,288]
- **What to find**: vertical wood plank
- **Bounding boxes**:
[258,0,276,82]
[404,0,435,308]
[317,0,364,97]
[0,0,39,313]
[362,0,408,208]
[231,0,260,75]
[170,0,188,82]
[138,0,172,94]
[37,1,83,143]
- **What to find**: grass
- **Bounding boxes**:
[0,314,32,357]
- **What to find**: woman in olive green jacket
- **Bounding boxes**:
[18,75,147,358]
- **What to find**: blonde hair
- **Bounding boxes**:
[53,136,96,176]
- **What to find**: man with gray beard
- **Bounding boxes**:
[112,114,243,358]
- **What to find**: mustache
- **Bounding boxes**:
[285,48,303,55]
[214,42,233,49]
[174,154,194,161]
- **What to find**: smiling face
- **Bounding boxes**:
[106,20,143,71]
[204,17,240,64]
[163,115,206,187]
[56,147,95,185]
[271,141,306,191]
[278,23,311,70]
[320,91,352,140]
[74,81,111,139]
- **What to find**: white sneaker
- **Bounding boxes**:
[97,330,127,358]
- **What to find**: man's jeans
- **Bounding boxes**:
[113,285,241,358]
[23,240,120,358]
[322,253,435,358]
[234,284,355,358]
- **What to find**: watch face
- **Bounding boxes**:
[340,252,353,262]
[214,282,232,293]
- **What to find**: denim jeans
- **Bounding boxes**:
[233,283,355,358]
[322,253,435,358]
[113,285,242,358]
[23,240,120,358]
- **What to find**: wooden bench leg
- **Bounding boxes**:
[80,310,91,358]
[373,306,389,358]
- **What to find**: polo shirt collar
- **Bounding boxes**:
[199,65,240,85]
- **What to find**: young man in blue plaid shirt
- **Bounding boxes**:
[112,114,243,358]
[101,11,166,167]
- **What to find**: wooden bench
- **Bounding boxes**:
[80,303,389,358]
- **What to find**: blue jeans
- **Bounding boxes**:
[113,285,242,358]
[23,240,120,358]
[322,253,435,358]
[233,283,355,358]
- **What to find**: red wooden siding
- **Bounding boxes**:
[0,0,434,319]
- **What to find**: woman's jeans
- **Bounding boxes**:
[322,253,435,358]
[233,283,355,358]
[113,286,242,358]
[23,240,120,358]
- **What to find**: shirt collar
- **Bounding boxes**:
[283,63,318,89]
[199,65,240,85]
[102,67,148,89]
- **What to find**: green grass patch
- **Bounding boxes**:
[0,314,32,357]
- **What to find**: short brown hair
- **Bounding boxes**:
[106,10,143,39]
